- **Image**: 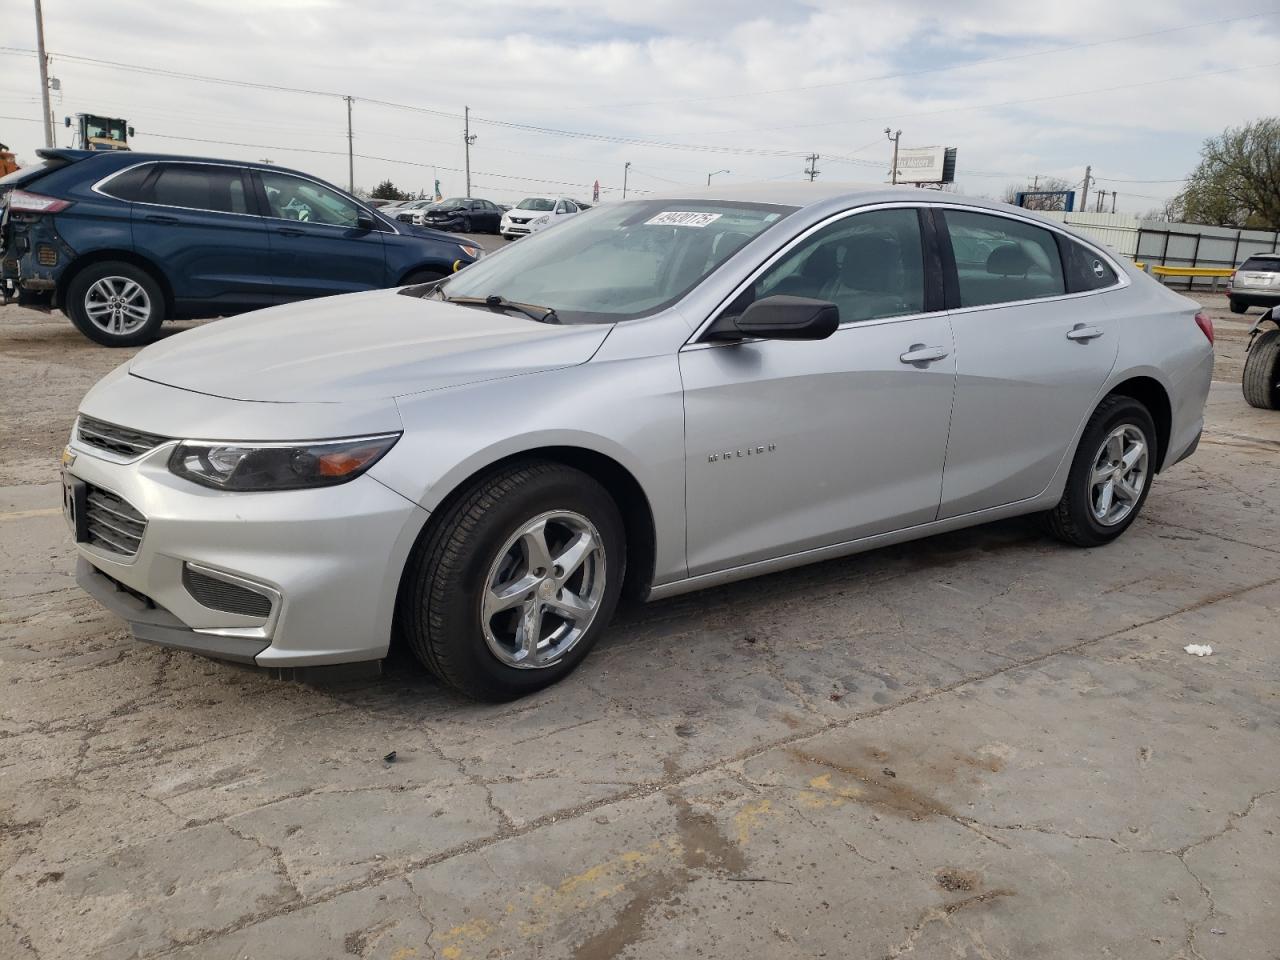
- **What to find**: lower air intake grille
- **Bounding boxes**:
[84,484,146,557]
[182,566,274,619]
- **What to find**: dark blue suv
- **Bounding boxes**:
[0,149,482,346]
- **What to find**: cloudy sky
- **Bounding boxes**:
[2,1,1278,212]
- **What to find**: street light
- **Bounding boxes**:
[707,169,729,185]
[885,127,902,185]
[622,161,632,199]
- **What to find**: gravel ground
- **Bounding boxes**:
[2,277,1278,960]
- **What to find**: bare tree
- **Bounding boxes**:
[1003,177,1075,210]
[1174,118,1280,229]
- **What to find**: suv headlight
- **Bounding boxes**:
[168,434,400,491]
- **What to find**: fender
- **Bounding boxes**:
[1247,306,1279,350]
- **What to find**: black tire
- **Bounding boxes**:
[397,460,626,701]
[401,269,447,286]
[1042,395,1158,548]
[65,261,166,347]
[460,216,472,233]
[1242,329,1280,409]
[1229,298,1248,314]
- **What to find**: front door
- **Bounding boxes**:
[935,208,1120,518]
[255,169,387,299]
[680,206,957,577]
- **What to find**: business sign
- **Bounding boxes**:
[895,146,957,184]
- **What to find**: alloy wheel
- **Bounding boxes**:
[1090,424,1149,527]
[481,510,607,669]
[84,276,152,336]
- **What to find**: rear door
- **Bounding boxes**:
[935,207,1121,518]
[254,169,388,299]
[123,162,276,313]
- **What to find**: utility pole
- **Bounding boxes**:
[1080,164,1091,213]
[1110,191,1117,214]
[1032,175,1039,190]
[463,106,477,198]
[884,127,902,184]
[804,153,820,181]
[622,160,631,198]
[34,0,53,148]
[344,96,354,193]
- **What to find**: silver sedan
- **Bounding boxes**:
[65,184,1213,699]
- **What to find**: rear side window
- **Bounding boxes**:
[1240,256,1279,272]
[944,209,1065,307]
[98,164,154,202]
[149,164,248,214]
[1058,235,1118,292]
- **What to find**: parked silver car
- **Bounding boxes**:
[65,184,1213,699]
[1228,253,1280,314]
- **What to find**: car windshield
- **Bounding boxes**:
[516,198,555,211]
[438,199,795,323]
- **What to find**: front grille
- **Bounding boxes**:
[182,566,273,618]
[84,483,147,558]
[396,213,414,223]
[77,415,168,459]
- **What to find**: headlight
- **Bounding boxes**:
[168,434,400,491]
[458,244,481,259]
[533,216,550,225]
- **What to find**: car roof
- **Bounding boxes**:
[40,148,336,186]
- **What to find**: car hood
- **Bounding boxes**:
[128,289,613,403]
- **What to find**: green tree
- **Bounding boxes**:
[1173,118,1280,229]
[371,179,410,201]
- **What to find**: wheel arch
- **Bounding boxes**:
[1105,375,1173,471]
[393,444,659,622]
[56,249,176,316]
[394,260,457,286]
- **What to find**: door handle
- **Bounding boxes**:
[899,344,950,365]
[144,214,179,225]
[276,227,305,237]
[1066,323,1104,342]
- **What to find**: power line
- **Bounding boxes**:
[576,9,1280,111]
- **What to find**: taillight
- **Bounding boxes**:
[8,190,73,214]
[1194,311,1214,344]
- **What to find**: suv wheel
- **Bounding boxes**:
[1042,395,1157,547]
[1229,298,1247,314]
[1242,329,1280,409]
[398,461,625,701]
[66,261,166,347]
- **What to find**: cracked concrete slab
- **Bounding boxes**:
[2,296,1278,958]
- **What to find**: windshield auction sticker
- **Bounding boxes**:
[645,211,723,227]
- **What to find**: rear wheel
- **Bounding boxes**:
[397,461,625,701]
[1229,298,1248,314]
[1042,395,1156,547]
[65,261,166,347]
[1242,329,1280,409]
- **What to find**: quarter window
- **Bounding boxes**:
[745,208,926,324]
[259,170,360,227]
[147,164,249,214]
[1058,235,1117,292]
[943,210,1065,307]
[98,164,155,202]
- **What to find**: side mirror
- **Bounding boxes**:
[355,209,376,231]
[705,295,839,342]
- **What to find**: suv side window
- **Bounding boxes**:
[744,207,926,324]
[147,164,249,214]
[259,170,360,227]
[98,163,155,202]
[1058,235,1118,293]
[943,209,1065,307]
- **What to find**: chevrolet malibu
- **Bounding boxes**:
[64,184,1213,700]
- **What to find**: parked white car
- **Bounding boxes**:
[500,197,581,240]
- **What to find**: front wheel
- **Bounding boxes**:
[1042,395,1157,547]
[460,216,472,233]
[1242,329,1280,409]
[65,261,166,347]
[397,461,626,701]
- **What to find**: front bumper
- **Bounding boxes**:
[66,440,429,667]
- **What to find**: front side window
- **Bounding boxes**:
[438,199,795,323]
[744,207,926,324]
[260,171,359,227]
[148,164,248,214]
[944,209,1065,307]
